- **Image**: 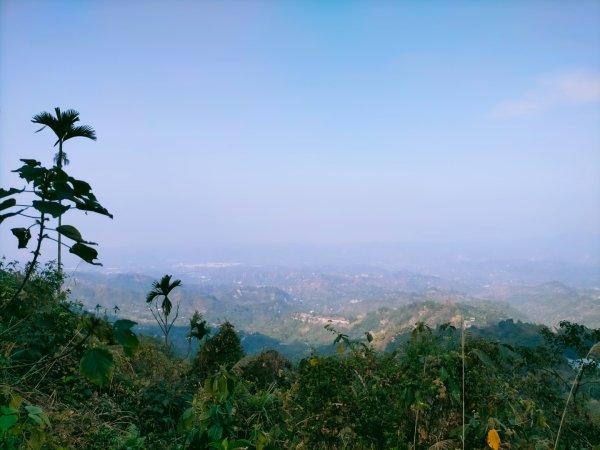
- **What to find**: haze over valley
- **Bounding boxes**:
[66,241,600,357]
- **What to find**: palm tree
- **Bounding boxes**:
[31,108,96,270]
[146,275,183,347]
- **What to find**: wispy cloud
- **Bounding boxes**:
[493,70,600,117]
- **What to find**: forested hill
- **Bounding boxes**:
[65,265,599,358]
[2,262,599,449]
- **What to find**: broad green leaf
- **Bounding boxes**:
[56,224,95,244]
[181,407,193,421]
[0,406,18,415]
[0,187,24,199]
[14,163,45,183]
[69,242,101,265]
[74,199,113,218]
[113,325,139,357]
[47,181,77,202]
[32,200,69,218]
[208,424,223,442]
[11,227,31,248]
[27,412,43,425]
[0,413,18,431]
[471,348,494,369]
[24,406,43,415]
[79,347,114,386]
[69,178,92,196]
[0,198,16,211]
[199,409,214,422]
[19,159,41,166]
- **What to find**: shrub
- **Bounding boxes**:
[234,349,291,389]
[194,322,244,379]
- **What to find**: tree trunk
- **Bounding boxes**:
[57,140,63,273]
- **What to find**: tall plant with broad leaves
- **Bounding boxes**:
[146,275,183,347]
[31,107,97,271]
[1,159,112,305]
[0,111,138,390]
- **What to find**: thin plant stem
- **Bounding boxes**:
[554,342,598,449]
[56,139,63,273]
[7,212,47,306]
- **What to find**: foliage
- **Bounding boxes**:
[179,368,241,447]
[179,366,284,450]
[3,267,600,448]
[187,310,210,348]
[0,388,50,450]
[32,107,96,151]
[31,107,97,269]
[1,161,110,263]
[1,158,112,309]
[234,349,291,389]
[194,322,245,379]
[1,259,599,448]
[0,262,147,448]
[146,274,183,347]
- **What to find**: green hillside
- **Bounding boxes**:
[1,262,599,449]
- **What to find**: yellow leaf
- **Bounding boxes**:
[309,357,318,366]
[487,428,501,450]
[338,343,344,353]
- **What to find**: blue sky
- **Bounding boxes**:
[1,1,599,267]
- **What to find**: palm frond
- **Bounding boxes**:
[159,275,172,293]
[146,275,181,316]
[146,288,162,303]
[169,278,182,292]
[59,108,81,123]
[31,111,56,126]
[159,275,182,295]
[64,125,96,142]
[32,108,88,143]
[31,111,57,134]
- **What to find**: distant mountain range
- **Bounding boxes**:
[66,261,599,358]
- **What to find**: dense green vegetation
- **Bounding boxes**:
[1,262,599,449]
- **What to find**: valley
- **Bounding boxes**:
[66,261,600,358]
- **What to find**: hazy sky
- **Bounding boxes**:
[1,1,599,267]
